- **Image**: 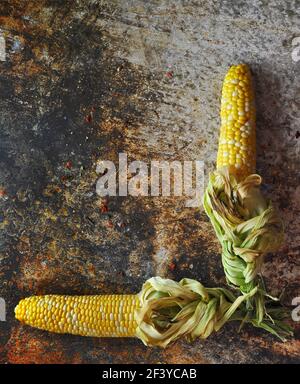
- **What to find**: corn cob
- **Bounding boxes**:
[15,277,260,347]
[217,63,256,180]
[15,294,140,338]
[203,64,292,341]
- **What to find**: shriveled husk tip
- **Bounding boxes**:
[134,276,257,347]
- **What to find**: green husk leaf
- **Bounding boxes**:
[135,277,258,347]
[203,167,292,341]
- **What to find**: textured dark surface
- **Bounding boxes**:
[0,0,300,363]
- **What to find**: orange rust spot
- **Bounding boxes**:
[162,343,209,364]
[272,338,300,358]
[0,16,26,33]
[0,5,54,36]
[6,327,69,364]
[16,58,43,76]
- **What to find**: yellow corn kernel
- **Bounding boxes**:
[15,294,140,338]
[217,64,256,180]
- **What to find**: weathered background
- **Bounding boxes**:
[0,0,299,364]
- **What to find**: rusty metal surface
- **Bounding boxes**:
[0,0,299,364]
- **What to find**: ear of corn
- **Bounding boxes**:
[204,64,292,341]
[217,63,256,180]
[15,276,291,345]
[15,294,140,338]
[14,277,260,346]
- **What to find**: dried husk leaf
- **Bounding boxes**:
[135,277,257,347]
[203,167,292,340]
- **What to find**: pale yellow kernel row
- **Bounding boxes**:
[217,64,256,179]
[15,294,140,337]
